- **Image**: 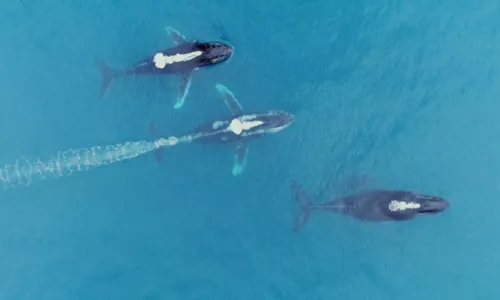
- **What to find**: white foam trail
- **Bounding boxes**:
[0,136,180,190]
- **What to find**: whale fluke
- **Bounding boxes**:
[96,60,118,98]
[290,181,312,232]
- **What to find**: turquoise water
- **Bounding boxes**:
[0,0,498,299]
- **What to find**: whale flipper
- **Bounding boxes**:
[165,26,190,45]
[215,83,243,116]
[174,72,193,109]
[232,141,249,176]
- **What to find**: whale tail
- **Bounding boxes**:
[290,181,312,232]
[96,60,118,98]
[148,122,164,163]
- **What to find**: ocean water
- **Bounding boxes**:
[0,0,498,299]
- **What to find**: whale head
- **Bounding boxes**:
[250,111,295,134]
[197,42,234,66]
[267,111,295,133]
[414,194,451,215]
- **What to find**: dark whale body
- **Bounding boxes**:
[96,27,234,109]
[150,84,294,176]
[291,182,450,231]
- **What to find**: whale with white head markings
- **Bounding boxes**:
[96,27,234,110]
[151,84,295,176]
[290,182,451,232]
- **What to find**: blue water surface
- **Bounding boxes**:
[0,0,498,299]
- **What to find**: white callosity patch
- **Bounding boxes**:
[153,51,203,69]
[229,118,264,135]
[388,200,421,212]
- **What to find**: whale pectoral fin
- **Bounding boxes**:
[174,72,193,110]
[165,26,189,45]
[215,83,243,116]
[232,141,249,176]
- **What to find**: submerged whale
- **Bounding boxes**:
[290,182,450,231]
[97,27,234,109]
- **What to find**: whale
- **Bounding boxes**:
[290,182,450,231]
[150,83,295,176]
[96,27,234,109]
